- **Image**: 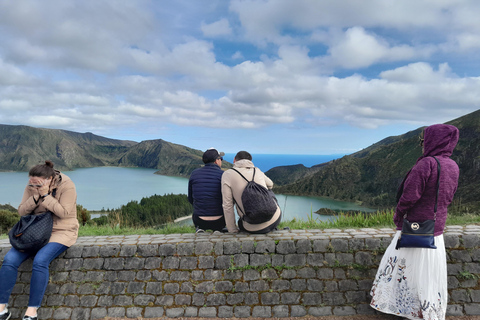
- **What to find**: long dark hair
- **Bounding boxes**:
[29,160,55,178]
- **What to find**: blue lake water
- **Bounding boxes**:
[0,154,374,222]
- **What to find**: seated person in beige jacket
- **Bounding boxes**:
[221,151,281,233]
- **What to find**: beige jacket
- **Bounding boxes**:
[18,171,79,247]
[221,159,281,232]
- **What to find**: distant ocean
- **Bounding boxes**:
[223,153,346,172]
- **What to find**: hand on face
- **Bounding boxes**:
[28,177,52,196]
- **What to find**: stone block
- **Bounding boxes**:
[302,292,322,305]
[243,269,260,281]
[215,255,231,269]
[273,305,289,318]
[103,258,124,270]
[170,270,190,281]
[99,245,120,257]
[195,242,214,255]
[255,240,276,253]
[114,295,133,306]
[184,306,198,317]
[126,307,143,318]
[297,267,316,279]
[261,292,280,305]
[156,295,174,306]
[331,239,349,252]
[91,308,107,319]
[284,254,306,267]
[307,279,324,291]
[207,293,226,305]
[205,269,223,280]
[245,292,259,305]
[465,304,480,315]
[446,304,463,316]
[64,246,83,258]
[308,306,332,316]
[450,250,473,262]
[80,246,100,258]
[198,306,217,318]
[199,256,215,269]
[235,281,249,292]
[272,279,290,291]
[71,308,90,320]
[215,280,234,292]
[234,253,249,267]
[307,253,324,266]
[313,239,330,252]
[175,294,192,305]
[118,270,136,281]
[250,254,271,266]
[276,240,296,254]
[234,306,251,318]
[79,295,97,307]
[218,306,233,318]
[252,306,271,318]
[333,306,356,316]
[158,243,177,257]
[53,307,72,319]
[144,307,164,318]
[164,282,180,294]
[291,305,307,317]
[124,257,145,269]
[241,240,255,253]
[444,234,460,248]
[227,293,245,305]
[162,256,180,269]
[224,241,242,254]
[291,279,306,291]
[145,257,162,269]
[177,243,195,255]
[119,245,137,257]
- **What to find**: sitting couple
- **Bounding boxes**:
[188,149,281,234]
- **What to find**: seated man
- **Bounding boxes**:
[221,150,281,233]
[188,148,226,233]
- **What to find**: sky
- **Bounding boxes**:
[0,1,479,155]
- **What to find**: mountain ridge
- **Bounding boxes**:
[0,124,231,176]
[270,109,480,210]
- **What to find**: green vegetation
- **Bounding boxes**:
[1,195,479,238]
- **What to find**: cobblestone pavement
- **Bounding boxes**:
[2,224,478,248]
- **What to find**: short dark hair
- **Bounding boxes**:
[29,160,55,178]
[234,151,252,161]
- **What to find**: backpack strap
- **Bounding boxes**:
[231,167,256,182]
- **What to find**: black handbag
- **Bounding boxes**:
[9,211,54,253]
[395,156,440,250]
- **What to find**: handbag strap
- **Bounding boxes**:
[432,156,441,217]
[403,156,441,220]
[230,168,257,219]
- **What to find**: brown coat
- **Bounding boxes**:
[18,171,79,247]
[221,159,281,233]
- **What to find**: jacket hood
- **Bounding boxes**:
[423,124,459,157]
[233,159,255,168]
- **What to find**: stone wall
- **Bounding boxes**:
[0,225,480,319]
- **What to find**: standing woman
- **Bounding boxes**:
[370,124,460,319]
[0,161,78,320]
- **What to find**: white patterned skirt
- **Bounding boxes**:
[370,231,447,320]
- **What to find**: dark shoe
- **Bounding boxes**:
[220,227,228,233]
[23,315,38,320]
[0,311,11,320]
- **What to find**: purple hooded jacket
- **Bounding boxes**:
[394,124,459,236]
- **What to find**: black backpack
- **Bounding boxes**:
[232,168,278,224]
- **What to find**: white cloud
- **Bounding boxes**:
[201,18,232,37]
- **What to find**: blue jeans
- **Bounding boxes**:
[0,242,68,308]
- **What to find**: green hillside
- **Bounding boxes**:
[272,109,480,210]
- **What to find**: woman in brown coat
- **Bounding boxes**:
[0,161,78,320]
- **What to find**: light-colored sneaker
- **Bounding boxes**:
[196,228,205,234]
[0,311,11,320]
